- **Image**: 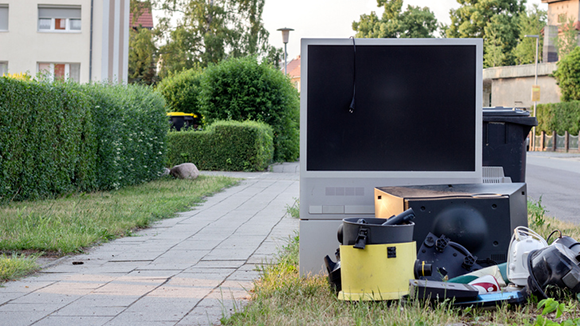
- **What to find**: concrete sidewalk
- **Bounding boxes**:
[0,163,300,326]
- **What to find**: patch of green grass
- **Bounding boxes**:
[0,175,239,255]
[0,253,40,283]
[223,233,467,325]
[285,197,300,219]
[222,200,580,325]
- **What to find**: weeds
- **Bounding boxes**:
[285,197,300,219]
[0,253,40,282]
[529,196,548,228]
[526,298,580,326]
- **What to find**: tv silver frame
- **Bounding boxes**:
[299,38,483,276]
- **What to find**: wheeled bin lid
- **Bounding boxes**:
[482,107,538,126]
[167,112,198,118]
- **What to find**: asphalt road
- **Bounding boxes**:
[526,152,580,225]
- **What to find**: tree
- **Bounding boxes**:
[553,46,580,102]
[158,26,199,78]
[483,13,519,67]
[512,5,547,65]
[129,0,159,84]
[556,17,579,60]
[199,56,300,161]
[153,0,279,77]
[446,0,526,68]
[129,28,159,85]
[446,0,526,38]
[352,0,438,38]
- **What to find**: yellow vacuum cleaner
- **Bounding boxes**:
[337,210,417,301]
[339,242,416,300]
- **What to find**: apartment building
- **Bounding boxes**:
[541,0,580,62]
[0,0,129,83]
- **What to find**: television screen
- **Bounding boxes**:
[306,44,477,172]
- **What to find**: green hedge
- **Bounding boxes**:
[0,79,168,201]
[199,56,299,162]
[80,83,168,190]
[166,120,273,171]
[536,101,580,135]
[0,78,96,201]
[156,67,204,118]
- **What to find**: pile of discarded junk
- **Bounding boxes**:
[325,205,580,306]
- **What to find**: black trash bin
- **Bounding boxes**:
[482,107,538,182]
[167,112,199,131]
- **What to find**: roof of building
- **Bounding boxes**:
[130,5,154,29]
[541,0,573,3]
[286,55,300,79]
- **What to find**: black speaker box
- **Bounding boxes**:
[374,183,528,264]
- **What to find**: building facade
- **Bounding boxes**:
[0,0,129,83]
[542,0,580,62]
[483,62,561,107]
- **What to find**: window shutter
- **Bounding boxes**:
[38,7,81,19]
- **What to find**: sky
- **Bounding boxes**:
[262,0,549,60]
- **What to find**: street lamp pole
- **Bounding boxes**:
[277,28,294,74]
[525,34,539,151]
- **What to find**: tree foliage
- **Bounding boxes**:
[446,0,526,38]
[352,0,438,38]
[129,27,159,85]
[553,46,580,102]
[556,17,579,60]
[129,1,159,84]
[512,5,546,65]
[199,56,299,162]
[445,0,526,67]
[483,13,520,67]
[153,0,280,77]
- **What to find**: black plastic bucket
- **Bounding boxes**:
[341,218,414,247]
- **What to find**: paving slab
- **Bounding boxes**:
[0,162,299,326]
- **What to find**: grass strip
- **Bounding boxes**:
[0,175,239,255]
[222,200,580,325]
[0,253,40,283]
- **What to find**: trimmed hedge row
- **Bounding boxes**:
[0,78,96,201]
[536,101,580,135]
[0,78,167,201]
[80,84,167,190]
[166,120,273,171]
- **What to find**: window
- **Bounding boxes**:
[0,4,8,31]
[0,62,7,76]
[38,6,81,32]
[37,63,80,82]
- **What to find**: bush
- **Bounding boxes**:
[80,83,168,190]
[553,46,580,102]
[536,101,580,135]
[0,78,96,201]
[156,67,204,118]
[166,120,273,171]
[0,79,168,202]
[199,56,299,162]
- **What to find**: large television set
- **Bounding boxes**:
[299,38,483,275]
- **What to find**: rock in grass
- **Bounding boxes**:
[170,163,200,180]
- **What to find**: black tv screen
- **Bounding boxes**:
[306,44,477,172]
